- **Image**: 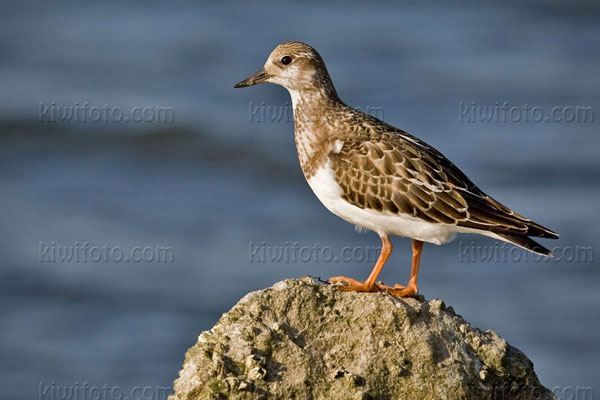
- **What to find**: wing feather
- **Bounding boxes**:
[329,129,558,239]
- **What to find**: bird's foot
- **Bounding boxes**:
[327,276,390,292]
[327,276,417,297]
[385,282,418,297]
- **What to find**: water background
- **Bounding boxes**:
[1,1,599,398]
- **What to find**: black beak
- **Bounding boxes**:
[234,68,270,88]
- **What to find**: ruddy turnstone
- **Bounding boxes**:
[235,41,558,297]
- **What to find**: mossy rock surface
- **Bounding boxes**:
[170,278,554,400]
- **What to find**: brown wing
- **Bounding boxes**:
[329,130,558,239]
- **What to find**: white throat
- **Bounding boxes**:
[288,89,302,111]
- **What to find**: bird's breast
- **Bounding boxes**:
[294,125,332,180]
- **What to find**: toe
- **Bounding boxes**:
[374,282,394,291]
[328,276,363,287]
[387,284,418,297]
[328,277,385,293]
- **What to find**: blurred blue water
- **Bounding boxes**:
[1,1,599,398]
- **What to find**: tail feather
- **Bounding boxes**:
[495,233,553,256]
[469,192,559,239]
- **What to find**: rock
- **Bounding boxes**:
[170,277,554,400]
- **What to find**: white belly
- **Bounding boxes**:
[306,160,459,245]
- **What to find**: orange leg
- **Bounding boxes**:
[328,235,392,292]
[386,239,423,297]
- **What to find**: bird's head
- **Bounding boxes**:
[234,41,336,97]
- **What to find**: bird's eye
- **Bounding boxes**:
[281,56,292,65]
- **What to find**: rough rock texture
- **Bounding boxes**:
[170,278,554,400]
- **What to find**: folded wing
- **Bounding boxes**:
[329,127,558,254]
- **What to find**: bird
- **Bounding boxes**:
[234,41,558,297]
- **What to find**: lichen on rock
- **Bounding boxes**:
[170,277,554,400]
